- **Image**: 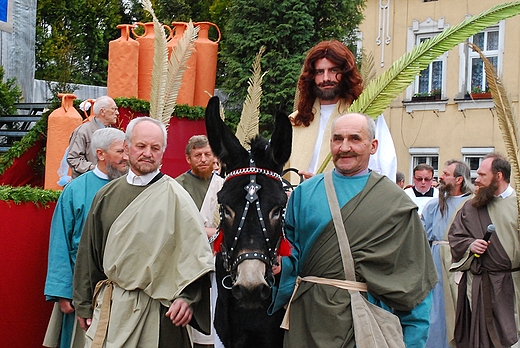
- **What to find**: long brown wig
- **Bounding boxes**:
[294,40,363,127]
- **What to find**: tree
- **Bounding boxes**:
[35,0,123,86]
[218,0,366,135]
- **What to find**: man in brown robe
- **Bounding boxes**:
[448,153,520,348]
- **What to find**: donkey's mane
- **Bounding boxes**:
[248,136,270,165]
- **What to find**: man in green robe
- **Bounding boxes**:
[270,113,437,348]
[176,135,224,347]
[176,135,224,240]
[73,117,214,347]
[448,153,520,348]
[44,128,128,348]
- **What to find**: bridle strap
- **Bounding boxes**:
[221,156,283,276]
[226,167,283,183]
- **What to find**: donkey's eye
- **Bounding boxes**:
[269,207,283,221]
[222,205,235,220]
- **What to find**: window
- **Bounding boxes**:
[461,147,494,180]
[415,36,444,96]
[458,20,504,97]
[467,27,500,93]
[407,18,448,101]
[409,148,439,181]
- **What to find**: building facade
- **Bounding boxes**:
[359,0,520,183]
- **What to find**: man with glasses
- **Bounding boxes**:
[404,163,439,216]
[67,96,119,179]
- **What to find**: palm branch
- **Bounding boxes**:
[316,1,520,174]
[235,46,267,149]
[142,0,199,126]
[360,50,377,88]
[470,42,520,229]
[161,21,199,125]
[141,0,168,121]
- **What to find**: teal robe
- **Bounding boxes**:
[421,194,471,348]
[271,170,437,347]
[44,170,109,347]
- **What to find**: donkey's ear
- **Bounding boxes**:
[269,110,292,168]
[205,96,248,171]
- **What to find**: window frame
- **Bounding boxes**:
[409,147,439,183]
[458,20,505,98]
[406,17,449,101]
[461,147,495,180]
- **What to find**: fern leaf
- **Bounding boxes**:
[235,46,266,149]
[316,1,520,174]
[161,21,199,126]
[142,0,168,121]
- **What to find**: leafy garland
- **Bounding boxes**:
[0,96,205,203]
[0,111,50,176]
[0,185,61,205]
[114,97,205,120]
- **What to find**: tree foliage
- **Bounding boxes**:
[0,66,22,115]
[35,0,366,135]
[218,0,366,135]
[35,0,124,85]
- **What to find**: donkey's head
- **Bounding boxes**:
[205,96,292,309]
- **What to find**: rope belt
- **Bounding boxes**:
[280,275,368,330]
[91,279,115,348]
[431,240,449,246]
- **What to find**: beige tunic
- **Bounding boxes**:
[285,98,349,184]
[74,175,214,347]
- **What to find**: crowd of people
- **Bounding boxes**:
[42,39,520,348]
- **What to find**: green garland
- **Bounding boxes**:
[114,97,205,120]
[0,97,205,204]
[0,111,50,176]
[0,185,61,205]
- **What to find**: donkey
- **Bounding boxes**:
[205,96,292,348]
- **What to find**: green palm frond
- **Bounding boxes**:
[316,1,520,174]
[142,0,168,121]
[350,1,520,117]
[162,21,199,126]
[235,46,267,149]
[471,42,520,228]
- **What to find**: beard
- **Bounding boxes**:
[438,181,453,217]
[106,161,128,180]
[192,165,214,180]
[314,82,340,101]
[472,177,499,208]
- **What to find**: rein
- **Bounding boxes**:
[218,156,286,288]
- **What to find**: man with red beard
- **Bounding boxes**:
[285,40,363,183]
[176,135,224,241]
[421,160,473,348]
[176,135,224,348]
[448,153,520,348]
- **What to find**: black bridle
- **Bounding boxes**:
[218,156,286,288]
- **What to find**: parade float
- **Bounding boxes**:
[0,14,219,346]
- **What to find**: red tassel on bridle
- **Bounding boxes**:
[212,228,224,253]
[277,234,292,257]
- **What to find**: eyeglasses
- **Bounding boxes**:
[414,177,432,182]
